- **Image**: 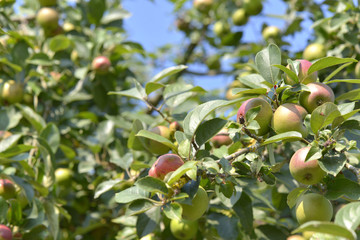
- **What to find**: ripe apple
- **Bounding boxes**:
[210,129,232,147]
[36,7,59,31]
[232,9,248,26]
[147,126,172,155]
[148,154,184,180]
[2,80,23,104]
[289,147,326,185]
[262,26,281,41]
[92,56,111,74]
[272,103,308,138]
[169,121,183,133]
[55,168,73,185]
[213,21,230,37]
[243,0,263,15]
[287,235,306,240]
[0,179,16,200]
[299,82,335,113]
[193,0,213,12]
[303,43,326,61]
[170,219,198,240]
[295,193,333,224]
[181,186,209,221]
[38,0,57,6]
[285,59,318,85]
[237,98,273,136]
[0,225,12,240]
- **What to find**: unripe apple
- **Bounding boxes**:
[289,147,326,185]
[36,7,59,31]
[38,0,57,6]
[193,0,213,12]
[55,168,73,185]
[148,154,184,180]
[303,43,326,61]
[206,55,221,70]
[63,22,75,32]
[295,193,333,224]
[213,21,230,37]
[272,103,308,138]
[0,179,16,200]
[262,26,281,41]
[92,56,111,74]
[2,80,23,104]
[237,98,273,136]
[285,59,318,85]
[148,126,172,155]
[232,9,248,26]
[243,0,263,15]
[0,225,12,240]
[210,129,232,147]
[299,82,335,113]
[287,235,306,240]
[354,61,360,79]
[181,186,209,221]
[170,219,198,240]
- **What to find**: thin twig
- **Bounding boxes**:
[242,127,263,143]
[345,163,360,184]
[145,99,172,124]
[223,143,260,163]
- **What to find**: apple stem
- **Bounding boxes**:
[345,163,360,184]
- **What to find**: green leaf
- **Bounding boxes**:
[255,44,281,85]
[0,144,33,158]
[40,123,60,154]
[261,131,303,146]
[273,64,298,83]
[318,151,346,176]
[0,134,21,153]
[237,74,270,89]
[127,119,146,151]
[136,177,168,195]
[0,107,22,130]
[43,200,60,240]
[287,187,307,208]
[167,161,197,186]
[0,58,22,72]
[336,88,360,102]
[150,65,187,82]
[310,102,341,134]
[326,79,360,84]
[136,130,177,152]
[49,35,71,52]
[326,178,360,200]
[308,57,357,75]
[292,221,356,240]
[126,199,155,216]
[145,82,165,95]
[26,53,59,66]
[233,191,253,234]
[162,202,182,220]
[136,208,161,238]
[94,179,122,199]
[335,202,360,231]
[195,118,228,147]
[16,104,46,133]
[87,0,106,24]
[101,9,131,24]
[115,186,150,204]
[232,88,268,95]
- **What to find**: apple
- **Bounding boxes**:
[303,43,326,61]
[287,235,306,240]
[210,129,232,147]
[38,0,57,6]
[63,22,75,32]
[355,61,360,79]
[226,81,245,100]
[289,147,326,185]
[170,219,198,240]
[299,82,335,113]
[295,193,333,224]
[2,80,23,104]
[0,225,12,240]
[262,26,280,41]
[0,179,16,200]
[206,55,221,70]
[181,186,209,221]
[285,59,318,85]
[92,56,111,74]
[55,168,73,185]
[148,154,184,180]
[147,126,172,155]
[272,103,308,138]
[169,121,183,133]
[213,21,230,37]
[243,0,263,15]
[175,18,190,32]
[193,0,213,12]
[232,9,248,26]
[237,98,273,136]
[36,7,59,31]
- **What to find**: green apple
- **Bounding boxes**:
[193,0,213,13]
[148,154,184,180]
[237,98,273,136]
[181,186,209,221]
[243,0,263,15]
[285,59,318,85]
[92,56,111,74]
[295,193,333,224]
[0,225,12,240]
[210,129,232,147]
[55,168,73,185]
[36,7,59,31]
[147,126,172,155]
[170,219,198,240]
[38,0,57,6]
[272,103,308,138]
[213,21,230,37]
[232,8,248,26]
[206,55,221,70]
[63,22,75,32]
[262,26,280,41]
[2,80,23,104]
[299,82,335,113]
[303,43,326,61]
[355,61,360,79]
[0,179,16,200]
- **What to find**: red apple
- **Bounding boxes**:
[299,82,335,113]
[285,60,318,85]
[272,103,308,138]
[0,225,12,240]
[148,154,184,180]
[237,98,273,136]
[210,129,232,147]
[92,56,111,74]
[289,147,326,185]
[0,179,16,200]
